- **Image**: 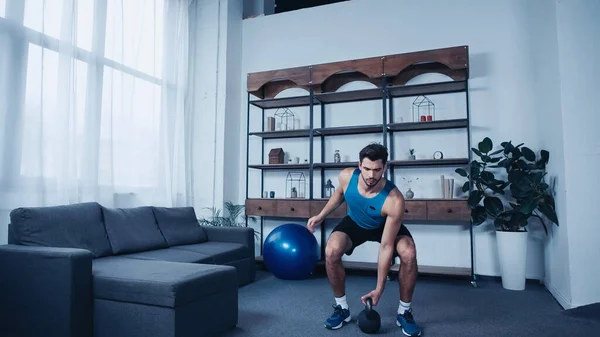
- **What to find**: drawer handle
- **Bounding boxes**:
[404,209,409,213]
[257,206,262,210]
[290,207,295,211]
[447,208,453,213]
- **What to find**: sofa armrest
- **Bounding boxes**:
[200,225,254,250]
[0,244,93,337]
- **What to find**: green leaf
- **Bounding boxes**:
[483,180,506,194]
[540,150,549,164]
[468,190,483,208]
[490,148,504,156]
[472,148,483,157]
[480,171,495,184]
[511,182,534,199]
[489,156,502,163]
[462,181,470,193]
[502,141,514,154]
[508,170,527,183]
[470,162,481,178]
[519,198,539,214]
[478,137,493,153]
[455,168,468,177]
[538,201,559,225]
[521,147,536,161]
[471,206,488,225]
[484,196,504,216]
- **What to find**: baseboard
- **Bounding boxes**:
[545,281,572,309]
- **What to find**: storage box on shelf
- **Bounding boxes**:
[245,46,476,284]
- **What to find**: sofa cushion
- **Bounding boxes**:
[119,247,214,264]
[92,257,237,307]
[102,206,168,254]
[151,207,207,246]
[172,242,249,264]
[9,202,112,258]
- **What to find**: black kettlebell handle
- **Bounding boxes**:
[365,297,373,311]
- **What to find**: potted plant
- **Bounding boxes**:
[455,137,559,290]
[198,201,259,240]
[408,149,416,160]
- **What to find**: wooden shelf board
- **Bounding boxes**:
[387,80,467,98]
[314,124,384,136]
[388,118,468,132]
[249,129,310,139]
[388,158,469,167]
[249,95,315,109]
[313,161,357,169]
[315,88,383,104]
[248,163,310,170]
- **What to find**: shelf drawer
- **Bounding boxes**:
[276,200,311,218]
[310,200,347,219]
[427,200,470,221]
[245,199,278,216]
[403,201,427,221]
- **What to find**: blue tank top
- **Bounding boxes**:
[344,168,396,229]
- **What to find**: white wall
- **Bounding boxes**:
[554,0,600,308]
[524,0,572,309]
[223,0,244,203]
[239,0,555,278]
[189,0,243,217]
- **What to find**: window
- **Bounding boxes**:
[105,0,163,78]
[20,44,87,179]
[99,68,161,188]
[1,0,169,191]
[24,0,64,40]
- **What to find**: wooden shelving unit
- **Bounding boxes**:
[244,46,476,285]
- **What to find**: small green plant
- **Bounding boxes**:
[198,201,259,239]
[456,137,559,234]
[409,149,415,155]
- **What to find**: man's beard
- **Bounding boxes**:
[362,175,381,187]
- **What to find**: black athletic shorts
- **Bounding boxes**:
[331,215,412,256]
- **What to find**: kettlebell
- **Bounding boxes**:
[357,297,381,334]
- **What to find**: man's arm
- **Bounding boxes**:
[316,168,351,218]
[375,193,405,293]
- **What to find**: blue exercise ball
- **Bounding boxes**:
[263,223,319,280]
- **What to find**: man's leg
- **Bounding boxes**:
[396,235,418,303]
[325,231,352,297]
[395,234,422,336]
[323,229,354,330]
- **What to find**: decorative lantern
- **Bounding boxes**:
[274,107,295,130]
[412,95,435,122]
[324,179,335,198]
[285,172,306,198]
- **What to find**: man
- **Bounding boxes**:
[307,143,422,337]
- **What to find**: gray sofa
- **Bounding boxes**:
[0,202,256,337]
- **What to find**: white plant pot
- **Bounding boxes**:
[496,230,528,291]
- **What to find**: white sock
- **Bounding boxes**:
[398,300,411,315]
[335,295,348,309]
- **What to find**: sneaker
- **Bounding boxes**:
[324,304,351,330]
[396,308,422,336]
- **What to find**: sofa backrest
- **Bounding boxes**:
[101,206,169,254]
[8,202,113,258]
[8,202,209,258]
[151,206,208,246]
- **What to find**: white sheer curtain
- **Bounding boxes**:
[0,0,193,212]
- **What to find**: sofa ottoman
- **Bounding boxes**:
[92,257,238,337]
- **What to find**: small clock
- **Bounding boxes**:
[433,151,444,160]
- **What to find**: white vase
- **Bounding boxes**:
[496,230,528,291]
